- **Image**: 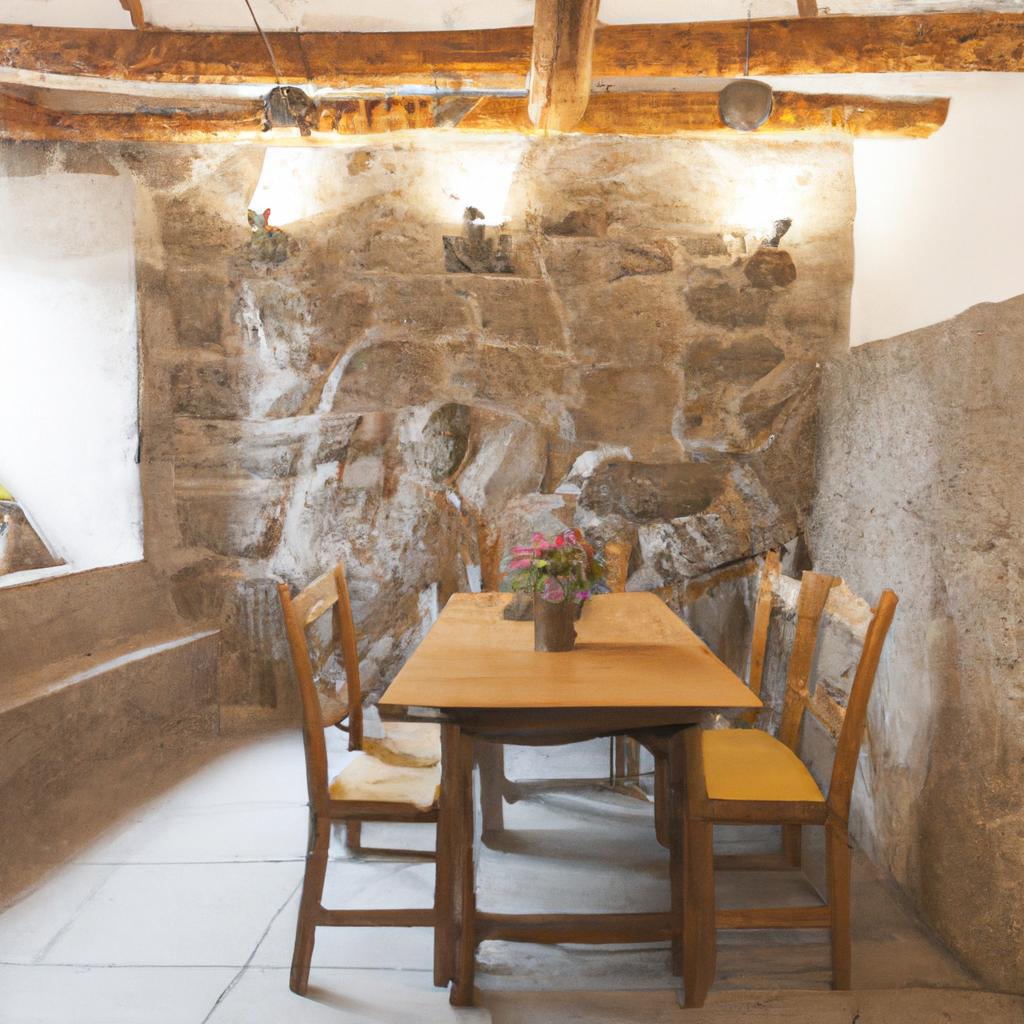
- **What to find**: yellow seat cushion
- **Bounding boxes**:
[702,729,825,804]
[362,722,442,768]
[329,752,440,810]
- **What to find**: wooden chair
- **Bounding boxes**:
[677,574,898,1008]
[652,549,781,848]
[277,565,442,995]
[283,558,440,780]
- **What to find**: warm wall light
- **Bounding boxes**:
[718,11,774,132]
[422,138,529,227]
[248,148,324,226]
[719,79,774,131]
[716,152,809,247]
[263,86,317,136]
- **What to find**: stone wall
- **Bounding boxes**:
[126,136,853,706]
[809,294,1024,991]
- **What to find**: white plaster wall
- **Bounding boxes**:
[0,168,143,583]
[849,73,1024,345]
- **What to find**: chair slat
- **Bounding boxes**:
[748,549,781,701]
[827,590,899,822]
[291,568,340,626]
[807,684,846,739]
[777,571,836,750]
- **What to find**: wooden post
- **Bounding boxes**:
[528,0,600,131]
[118,0,147,29]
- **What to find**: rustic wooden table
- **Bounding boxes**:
[379,590,760,1006]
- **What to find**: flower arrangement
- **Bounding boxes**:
[504,529,605,605]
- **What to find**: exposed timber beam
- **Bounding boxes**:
[0,13,1022,89]
[118,0,147,30]
[528,0,600,131]
[463,92,949,139]
[797,0,819,16]
[0,86,949,144]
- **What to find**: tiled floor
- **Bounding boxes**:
[1,728,1021,1023]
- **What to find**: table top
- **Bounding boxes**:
[379,592,761,713]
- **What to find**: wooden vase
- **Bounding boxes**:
[533,595,577,652]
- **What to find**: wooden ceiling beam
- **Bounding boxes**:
[528,0,601,131]
[1,13,1022,87]
[0,87,949,144]
[464,92,949,139]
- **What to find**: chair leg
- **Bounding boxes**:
[653,754,669,850]
[345,820,362,855]
[683,813,716,1009]
[291,814,330,996]
[476,740,505,836]
[782,823,802,868]
[827,823,853,990]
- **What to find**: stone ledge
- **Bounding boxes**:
[0,629,219,718]
[0,630,221,824]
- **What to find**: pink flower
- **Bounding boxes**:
[512,546,535,557]
[507,558,533,570]
[532,532,546,545]
[575,589,590,603]
[542,577,566,602]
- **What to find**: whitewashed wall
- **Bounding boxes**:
[0,166,143,584]
[850,73,1024,345]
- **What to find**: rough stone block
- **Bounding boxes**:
[580,461,728,524]
[573,366,682,458]
[563,277,688,367]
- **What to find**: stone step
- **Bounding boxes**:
[0,629,220,844]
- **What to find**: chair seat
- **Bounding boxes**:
[702,729,825,804]
[362,721,442,768]
[329,752,440,810]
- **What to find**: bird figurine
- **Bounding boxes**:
[246,207,289,264]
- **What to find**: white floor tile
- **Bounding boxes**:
[148,732,310,814]
[252,891,434,970]
[0,866,117,964]
[76,803,310,865]
[0,965,235,1024]
[42,862,303,967]
[207,966,491,1024]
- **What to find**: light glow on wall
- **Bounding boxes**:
[249,148,329,226]
[718,159,809,244]
[422,138,529,226]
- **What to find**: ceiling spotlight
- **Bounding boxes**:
[719,79,774,131]
[263,86,317,137]
[719,9,773,131]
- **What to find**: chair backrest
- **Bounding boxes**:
[604,540,631,594]
[773,571,899,825]
[827,589,898,823]
[777,570,837,749]
[277,563,365,811]
[747,549,781,701]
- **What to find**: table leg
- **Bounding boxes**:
[667,728,688,977]
[451,730,477,1006]
[476,739,505,838]
[433,724,460,988]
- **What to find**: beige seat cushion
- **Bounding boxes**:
[702,729,825,804]
[329,752,440,810]
[362,721,442,768]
